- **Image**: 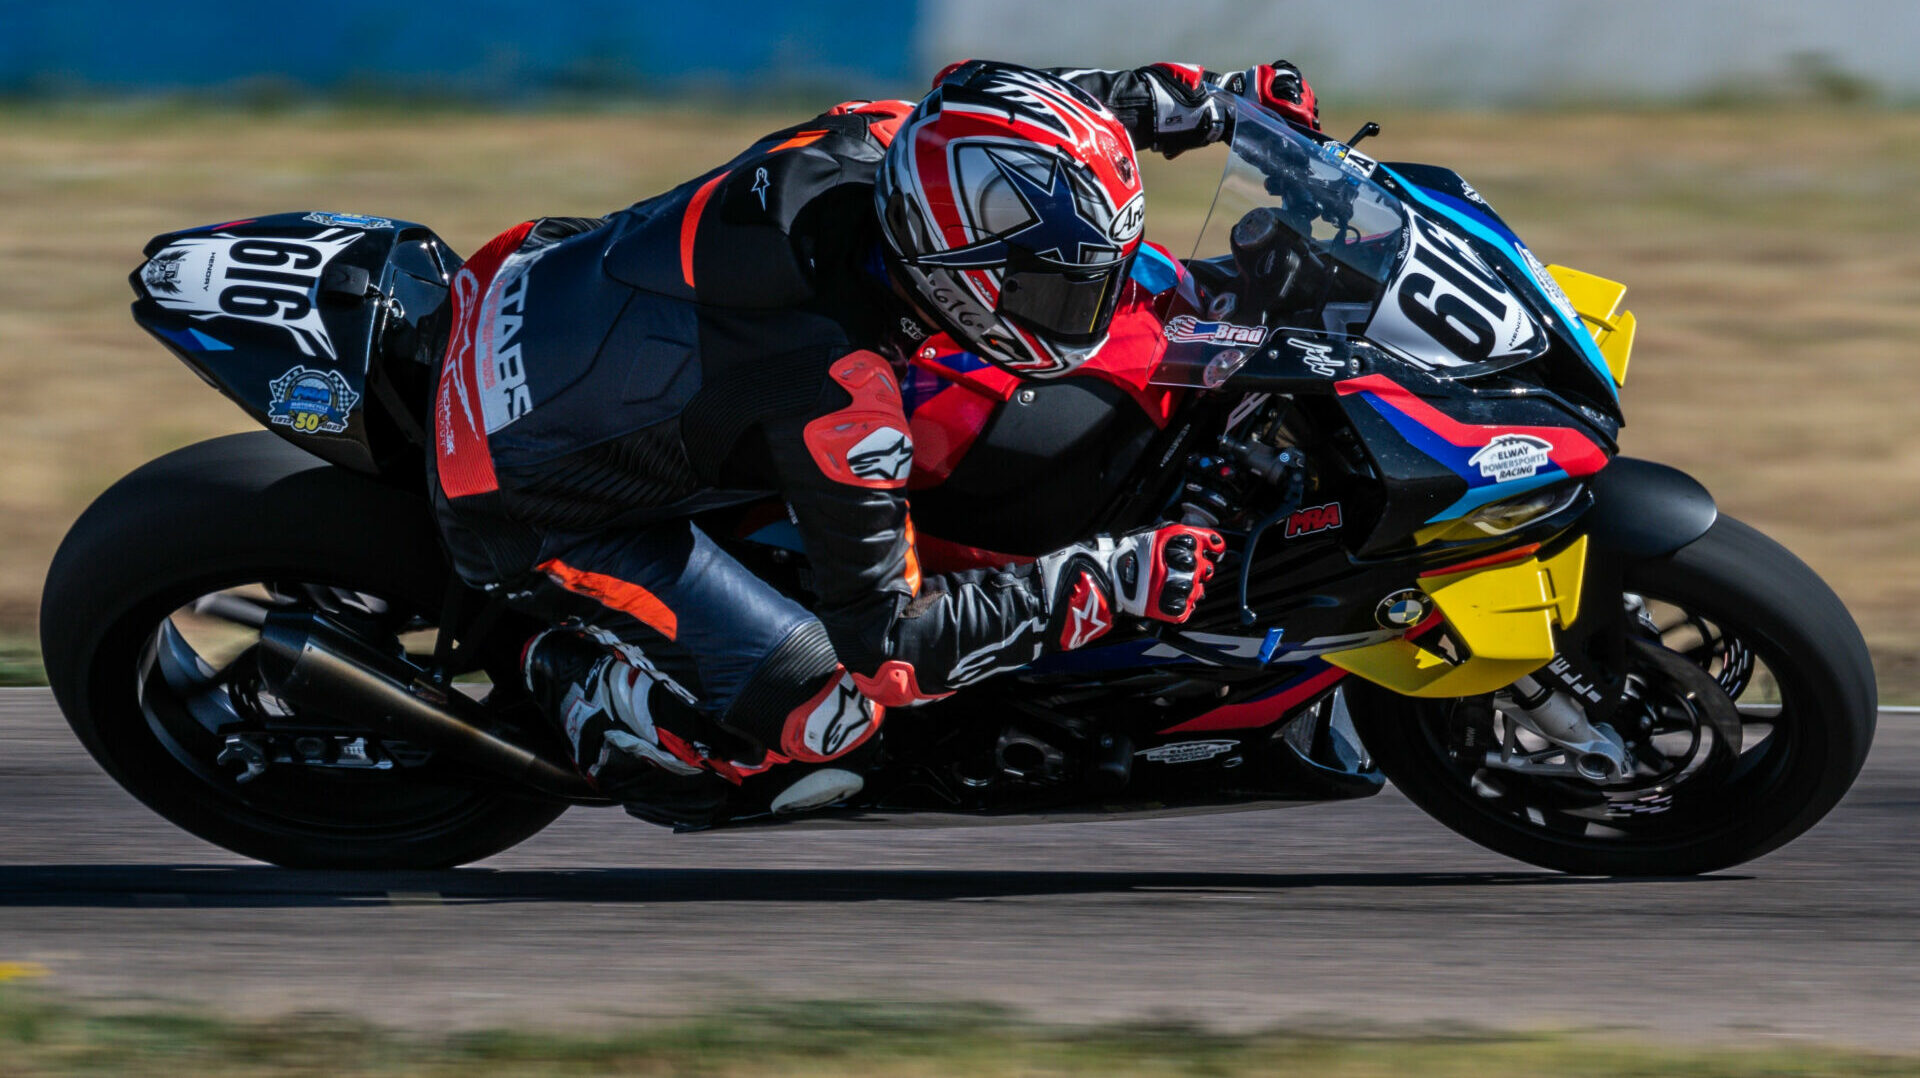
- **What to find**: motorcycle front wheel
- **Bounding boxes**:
[40,433,569,869]
[1348,514,1876,876]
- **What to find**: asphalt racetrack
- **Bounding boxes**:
[1,688,1915,1047]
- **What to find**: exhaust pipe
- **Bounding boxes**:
[256,611,600,800]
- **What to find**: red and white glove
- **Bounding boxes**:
[1039,525,1227,651]
[1236,60,1320,132]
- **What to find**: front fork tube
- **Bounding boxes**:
[1490,541,1642,783]
[1493,674,1633,782]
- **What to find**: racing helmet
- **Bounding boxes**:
[876,61,1146,378]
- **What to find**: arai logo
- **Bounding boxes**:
[1468,434,1554,482]
[1109,192,1145,242]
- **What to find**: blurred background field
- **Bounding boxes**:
[3,101,1918,693]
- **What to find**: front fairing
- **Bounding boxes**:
[1153,100,1624,425]
[1366,161,1624,422]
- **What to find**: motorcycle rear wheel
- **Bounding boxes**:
[1349,514,1876,876]
[40,433,569,869]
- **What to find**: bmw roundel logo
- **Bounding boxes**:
[1375,588,1432,629]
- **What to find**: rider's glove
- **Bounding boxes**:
[1038,525,1227,651]
[1112,524,1226,622]
[1138,63,1231,158]
[1231,60,1321,132]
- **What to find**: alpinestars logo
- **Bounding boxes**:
[798,677,874,760]
[1059,570,1112,650]
[847,427,913,482]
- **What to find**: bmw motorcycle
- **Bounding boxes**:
[40,99,1876,874]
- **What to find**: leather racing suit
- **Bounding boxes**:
[428,62,1265,783]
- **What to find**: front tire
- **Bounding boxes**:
[1350,514,1875,875]
[40,434,567,869]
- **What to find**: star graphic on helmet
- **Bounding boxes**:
[914,150,1123,271]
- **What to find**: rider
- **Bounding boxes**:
[428,59,1320,820]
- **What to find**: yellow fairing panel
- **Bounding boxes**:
[1546,264,1634,387]
[1325,537,1588,698]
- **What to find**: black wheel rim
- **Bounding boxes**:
[1413,589,1806,851]
[131,578,515,840]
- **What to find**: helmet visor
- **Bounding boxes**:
[997,256,1131,345]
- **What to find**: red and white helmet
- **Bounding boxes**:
[876,61,1146,378]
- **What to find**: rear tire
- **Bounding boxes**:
[1350,514,1875,875]
[40,433,567,869]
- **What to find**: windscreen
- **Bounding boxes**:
[1152,101,1408,388]
[1191,104,1407,280]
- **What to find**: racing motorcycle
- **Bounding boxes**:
[40,99,1876,875]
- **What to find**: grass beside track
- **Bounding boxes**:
[0,637,45,686]
[3,102,1918,694]
[1,990,1916,1077]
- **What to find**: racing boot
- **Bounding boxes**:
[521,623,736,822]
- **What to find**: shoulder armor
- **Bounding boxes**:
[601,113,888,309]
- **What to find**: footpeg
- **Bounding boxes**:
[217,734,270,783]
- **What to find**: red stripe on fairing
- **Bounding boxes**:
[1419,542,1541,578]
[906,383,997,486]
[1090,298,1177,426]
[1335,374,1609,478]
[1155,613,1448,735]
[432,220,535,499]
[680,170,729,290]
[1157,664,1348,734]
[908,334,1021,399]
